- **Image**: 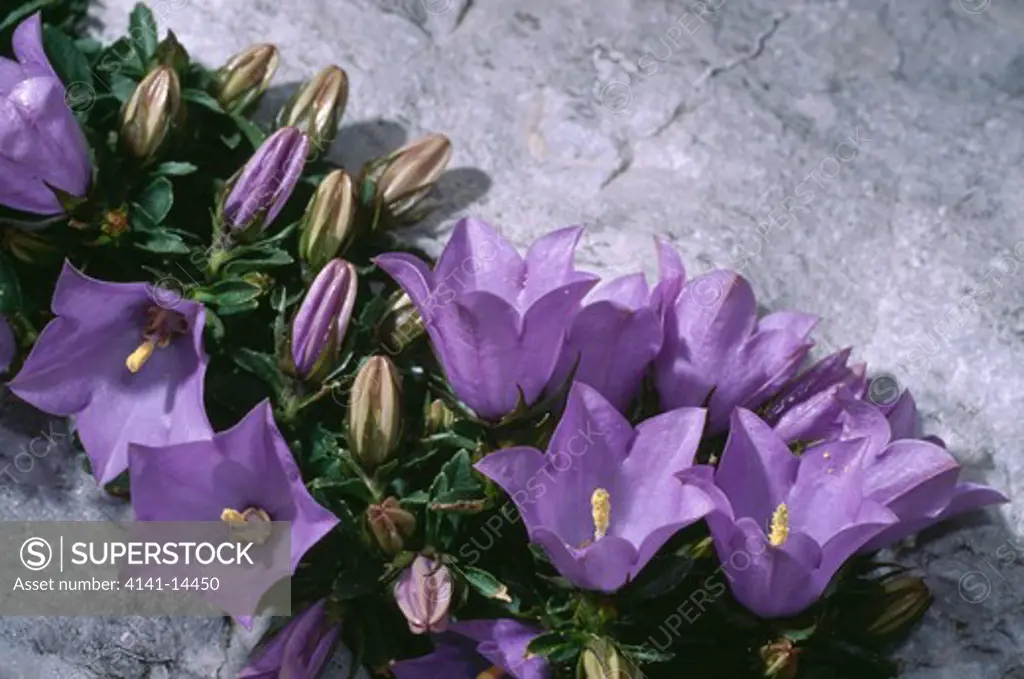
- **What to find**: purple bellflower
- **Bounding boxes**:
[552,272,663,413]
[654,243,817,433]
[128,400,339,577]
[9,262,211,484]
[677,408,900,618]
[828,397,1007,552]
[375,218,598,420]
[291,258,357,379]
[392,619,550,679]
[475,382,714,592]
[0,13,91,215]
[238,599,341,679]
[759,348,867,444]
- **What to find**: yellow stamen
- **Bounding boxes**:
[221,507,273,545]
[769,503,789,546]
[125,339,157,373]
[476,667,504,679]
[591,488,611,542]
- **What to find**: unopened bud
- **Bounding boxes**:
[219,126,309,235]
[425,399,455,435]
[120,66,182,162]
[579,639,639,679]
[216,43,279,113]
[368,497,416,555]
[299,170,357,274]
[348,356,402,468]
[291,259,358,381]
[3,228,59,264]
[863,573,931,638]
[760,638,799,679]
[276,65,348,156]
[371,134,452,225]
[378,290,425,352]
[394,554,452,635]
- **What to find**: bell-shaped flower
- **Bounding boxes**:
[239,599,340,679]
[0,13,91,215]
[128,400,339,578]
[8,262,211,483]
[374,218,598,420]
[758,348,866,443]
[476,382,714,592]
[654,243,816,433]
[394,554,453,635]
[551,272,663,413]
[392,619,550,679]
[828,397,1007,552]
[677,408,900,618]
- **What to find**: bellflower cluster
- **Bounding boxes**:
[1,10,1008,673]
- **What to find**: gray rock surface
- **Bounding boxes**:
[3,0,1023,675]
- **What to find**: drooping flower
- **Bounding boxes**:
[827,397,1007,552]
[221,126,309,233]
[0,13,91,215]
[394,554,453,635]
[9,262,211,484]
[0,315,14,373]
[654,243,817,433]
[758,348,866,444]
[475,382,714,592]
[551,272,663,413]
[677,408,899,618]
[374,218,598,420]
[128,400,339,576]
[392,619,550,679]
[239,599,341,679]
[290,258,357,380]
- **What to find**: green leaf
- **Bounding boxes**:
[221,249,294,277]
[0,0,57,33]
[527,631,585,663]
[109,74,138,103]
[128,3,158,61]
[152,161,198,177]
[429,450,482,505]
[232,348,285,397]
[135,177,174,223]
[461,566,513,603]
[230,113,267,149]
[0,252,24,314]
[215,299,260,316]
[183,88,224,113]
[42,26,93,90]
[191,279,264,308]
[134,230,189,254]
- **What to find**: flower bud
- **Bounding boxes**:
[368,497,416,555]
[216,43,279,113]
[424,399,455,435]
[276,65,348,156]
[862,573,931,638]
[220,126,309,235]
[377,290,425,353]
[298,170,356,274]
[348,355,403,468]
[120,66,181,162]
[394,554,452,635]
[760,638,800,679]
[579,639,639,679]
[291,259,357,381]
[371,134,452,224]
